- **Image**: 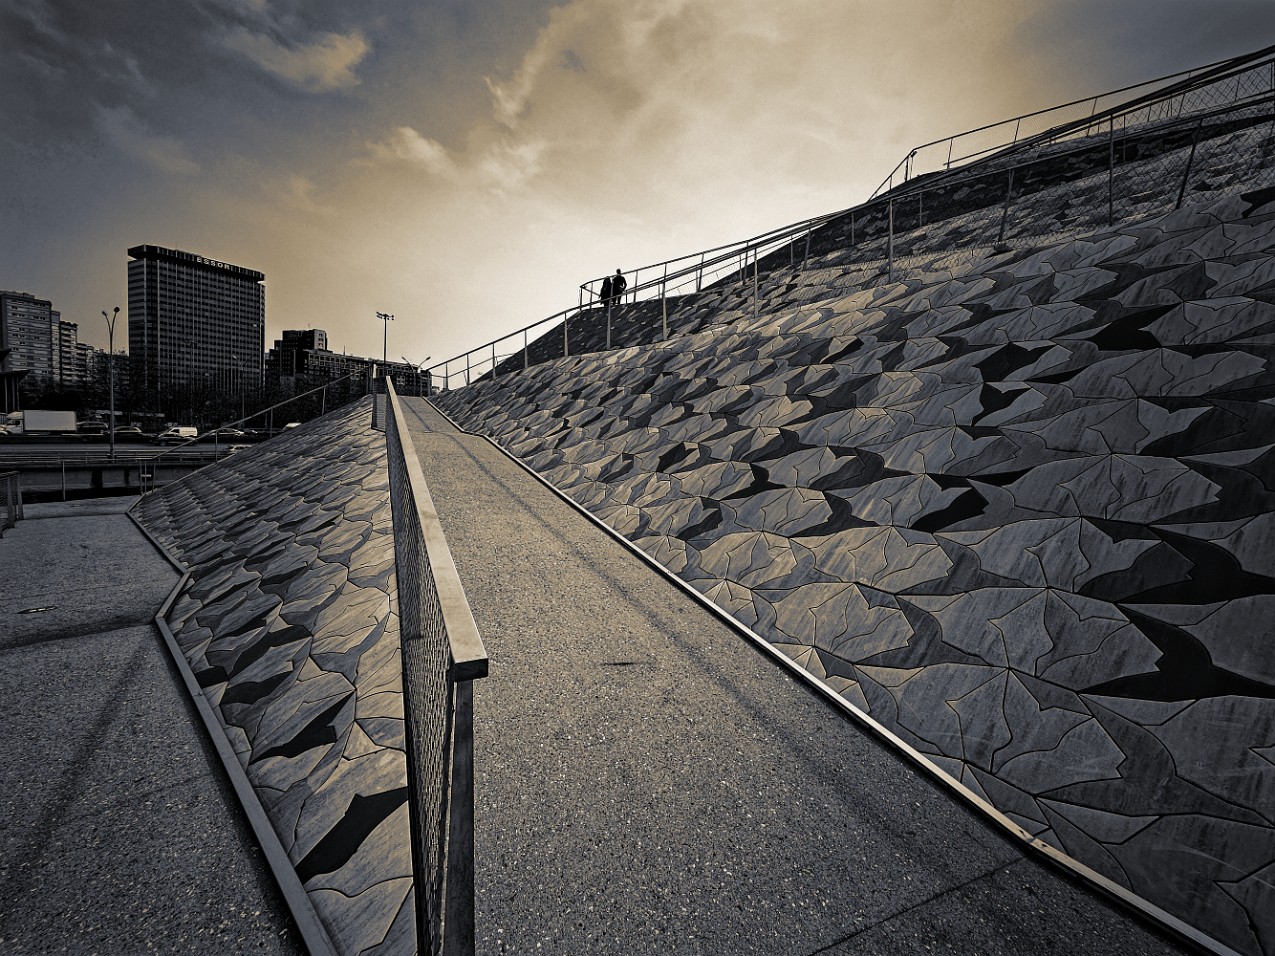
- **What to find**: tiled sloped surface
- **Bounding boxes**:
[439,189,1275,956]
[134,399,414,956]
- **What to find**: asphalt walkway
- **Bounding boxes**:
[0,498,301,955]
[399,397,1186,956]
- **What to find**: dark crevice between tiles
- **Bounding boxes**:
[251,694,352,764]
[1082,607,1275,703]
[295,787,409,884]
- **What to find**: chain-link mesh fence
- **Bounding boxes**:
[383,378,487,955]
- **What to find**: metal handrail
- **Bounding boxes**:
[870,42,1275,202]
[139,368,372,470]
[382,377,488,955]
[427,43,1275,389]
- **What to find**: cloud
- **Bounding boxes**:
[95,105,200,175]
[221,26,369,92]
[368,126,459,177]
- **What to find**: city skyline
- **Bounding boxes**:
[3,1,1274,368]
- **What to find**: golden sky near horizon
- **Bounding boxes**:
[3,0,1273,367]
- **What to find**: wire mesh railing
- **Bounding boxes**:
[382,377,488,955]
[136,368,374,485]
[428,43,1275,391]
[1,471,22,535]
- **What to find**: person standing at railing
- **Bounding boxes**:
[611,268,627,306]
[599,274,613,309]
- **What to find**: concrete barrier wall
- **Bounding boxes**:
[438,188,1275,956]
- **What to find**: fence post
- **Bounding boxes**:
[491,342,498,379]
[1108,115,1115,226]
[697,252,704,292]
[444,678,477,954]
[606,300,612,350]
[661,263,669,339]
[887,198,894,282]
[803,227,811,266]
[524,329,529,370]
[1176,119,1204,210]
[998,167,1016,244]
[563,315,570,359]
[465,352,470,387]
[752,247,759,322]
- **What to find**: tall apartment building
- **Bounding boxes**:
[127,245,265,409]
[1,290,57,381]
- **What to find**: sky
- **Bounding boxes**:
[3,0,1275,370]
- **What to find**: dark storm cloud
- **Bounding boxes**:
[1015,0,1275,91]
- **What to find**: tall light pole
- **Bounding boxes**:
[102,307,119,461]
[377,312,394,369]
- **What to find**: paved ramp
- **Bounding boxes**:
[400,397,1182,956]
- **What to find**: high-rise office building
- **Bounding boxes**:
[127,245,265,410]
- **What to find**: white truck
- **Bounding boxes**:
[154,426,198,445]
[5,410,77,435]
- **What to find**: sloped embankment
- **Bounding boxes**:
[133,399,414,956]
[438,190,1275,956]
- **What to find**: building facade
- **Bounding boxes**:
[0,291,58,401]
[267,329,426,395]
[127,245,265,414]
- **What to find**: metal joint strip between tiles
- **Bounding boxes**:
[424,398,1239,956]
[127,502,341,956]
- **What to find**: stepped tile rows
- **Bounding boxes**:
[438,189,1275,956]
[133,400,413,956]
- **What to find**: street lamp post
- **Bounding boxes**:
[377,312,394,369]
[102,307,119,461]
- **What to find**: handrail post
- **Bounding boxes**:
[563,315,570,359]
[661,263,669,339]
[998,167,1016,244]
[1176,118,1204,209]
[752,247,759,322]
[465,352,470,387]
[887,198,894,282]
[491,343,497,379]
[445,677,477,954]
[524,329,529,370]
[606,299,612,350]
[697,253,704,292]
[1107,114,1115,226]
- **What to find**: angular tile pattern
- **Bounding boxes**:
[439,187,1275,956]
[134,400,413,956]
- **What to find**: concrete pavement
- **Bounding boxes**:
[399,397,1187,956]
[0,498,302,955]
